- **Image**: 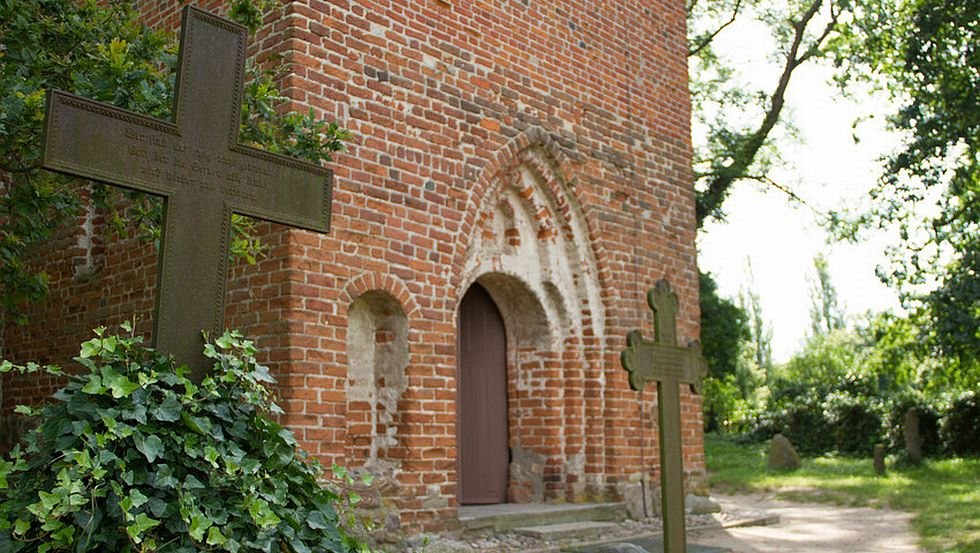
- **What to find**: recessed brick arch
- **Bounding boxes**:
[448,127,616,311]
[338,272,420,322]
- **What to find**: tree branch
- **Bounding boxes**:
[794,0,841,67]
[696,0,843,226]
[688,0,744,58]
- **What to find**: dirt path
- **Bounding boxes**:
[690,493,923,553]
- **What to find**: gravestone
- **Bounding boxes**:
[621,280,708,553]
[873,443,887,475]
[766,433,800,471]
[41,7,332,378]
[903,407,922,464]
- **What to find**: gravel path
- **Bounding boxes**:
[397,493,923,552]
[690,493,924,553]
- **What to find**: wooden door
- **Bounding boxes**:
[458,283,509,504]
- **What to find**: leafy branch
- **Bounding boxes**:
[691,0,844,226]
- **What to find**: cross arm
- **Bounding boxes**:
[224,145,332,233]
[42,90,178,197]
[621,332,706,393]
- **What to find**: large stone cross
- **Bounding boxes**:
[621,279,707,553]
[41,7,332,378]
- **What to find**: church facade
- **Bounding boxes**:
[2,0,704,534]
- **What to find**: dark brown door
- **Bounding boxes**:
[458,283,509,504]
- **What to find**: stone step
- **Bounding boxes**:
[459,502,627,532]
[515,521,620,541]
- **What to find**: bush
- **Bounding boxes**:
[823,392,884,456]
[702,375,759,433]
[0,326,367,552]
[750,393,835,455]
[943,391,980,456]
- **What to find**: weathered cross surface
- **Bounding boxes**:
[42,7,332,378]
[621,279,707,553]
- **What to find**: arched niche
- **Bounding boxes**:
[346,290,409,465]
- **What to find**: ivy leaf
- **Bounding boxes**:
[206,525,227,546]
[129,488,148,509]
[101,335,118,353]
[289,537,313,553]
[247,497,281,528]
[13,404,37,416]
[14,518,30,536]
[81,375,105,395]
[79,339,100,359]
[134,433,164,463]
[148,496,168,518]
[126,513,160,544]
[153,395,182,422]
[106,372,140,398]
[183,475,205,490]
[188,510,211,541]
[306,510,331,530]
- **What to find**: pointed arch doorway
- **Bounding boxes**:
[457,283,509,504]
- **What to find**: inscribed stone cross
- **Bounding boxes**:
[41,7,332,378]
[621,279,707,553]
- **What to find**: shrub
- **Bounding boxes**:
[0,326,367,552]
[943,391,980,457]
[702,375,759,433]
[823,392,884,456]
[753,393,835,455]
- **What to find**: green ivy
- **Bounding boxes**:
[0,326,368,552]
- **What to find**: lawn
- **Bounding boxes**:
[705,433,980,553]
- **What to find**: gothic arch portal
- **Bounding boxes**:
[456,133,607,503]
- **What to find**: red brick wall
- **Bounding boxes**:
[2,0,704,533]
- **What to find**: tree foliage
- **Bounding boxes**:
[699,272,750,380]
[0,0,349,324]
[738,264,773,378]
[0,327,367,552]
[699,272,772,432]
[688,0,845,226]
[808,253,846,336]
[833,0,978,370]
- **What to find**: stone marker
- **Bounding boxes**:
[621,280,708,553]
[685,493,722,515]
[873,443,887,475]
[903,407,922,464]
[41,6,332,378]
[767,433,801,471]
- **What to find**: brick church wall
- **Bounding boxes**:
[2,0,704,534]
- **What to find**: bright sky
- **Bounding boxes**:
[695,18,904,363]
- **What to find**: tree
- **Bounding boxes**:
[699,272,750,379]
[739,261,774,379]
[699,272,753,431]
[808,253,846,335]
[833,0,978,372]
[0,0,349,326]
[688,0,845,226]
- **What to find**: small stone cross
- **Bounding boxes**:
[621,279,707,553]
[41,7,332,378]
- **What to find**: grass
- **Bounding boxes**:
[705,433,980,553]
